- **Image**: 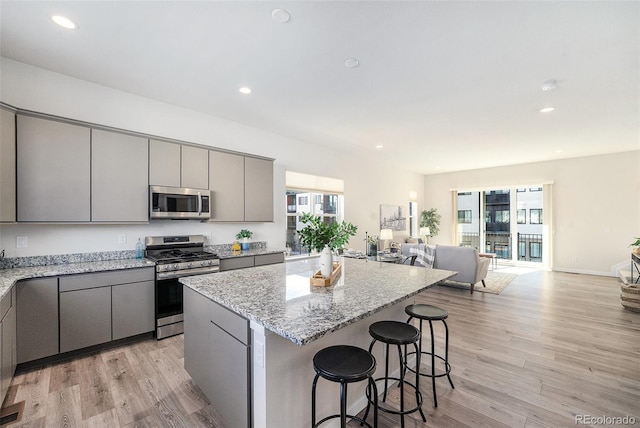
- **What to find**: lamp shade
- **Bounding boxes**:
[380,229,393,240]
[419,227,431,236]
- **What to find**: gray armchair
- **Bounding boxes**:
[433,245,491,294]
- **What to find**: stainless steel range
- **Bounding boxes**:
[145,235,219,339]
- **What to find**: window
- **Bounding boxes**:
[409,201,418,237]
[458,210,472,223]
[529,187,542,192]
[286,190,343,256]
[530,242,542,259]
[517,209,526,224]
[495,210,510,223]
[530,208,543,224]
[518,241,526,258]
[516,188,526,192]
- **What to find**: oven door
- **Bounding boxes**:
[149,185,210,220]
[156,276,184,339]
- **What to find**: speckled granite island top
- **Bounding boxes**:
[180,257,456,346]
[0,258,155,301]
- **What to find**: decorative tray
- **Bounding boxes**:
[310,262,342,287]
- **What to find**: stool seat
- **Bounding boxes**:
[313,345,376,383]
[369,321,420,345]
[405,304,448,320]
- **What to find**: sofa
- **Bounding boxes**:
[402,243,491,294]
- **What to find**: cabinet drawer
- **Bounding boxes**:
[59,267,154,292]
[210,300,249,345]
[219,257,254,271]
[254,253,284,266]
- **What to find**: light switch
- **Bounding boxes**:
[16,236,28,248]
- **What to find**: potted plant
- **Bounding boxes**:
[297,212,358,278]
[420,208,441,238]
[366,235,378,257]
[236,229,253,251]
[630,237,640,255]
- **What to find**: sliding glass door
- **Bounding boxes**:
[457,186,545,266]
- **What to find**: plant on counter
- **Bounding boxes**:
[366,235,378,245]
[297,213,358,253]
[630,237,640,254]
[235,229,253,240]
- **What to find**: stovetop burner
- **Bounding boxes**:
[145,235,220,276]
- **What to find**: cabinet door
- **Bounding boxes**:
[1,293,16,400]
[59,287,111,353]
[181,145,209,189]
[17,116,91,221]
[91,130,149,222]
[16,278,59,364]
[112,280,155,340]
[244,157,274,222]
[209,150,245,221]
[0,108,16,222]
[184,287,214,399]
[149,139,180,187]
[219,256,254,271]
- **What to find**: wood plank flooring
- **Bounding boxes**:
[2,270,639,427]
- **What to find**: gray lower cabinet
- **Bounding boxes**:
[59,286,112,353]
[16,277,59,364]
[1,287,17,402]
[112,280,155,340]
[219,253,285,272]
[184,287,251,428]
[59,268,155,354]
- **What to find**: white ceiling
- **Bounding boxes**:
[1,1,638,175]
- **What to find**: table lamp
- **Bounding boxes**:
[380,228,393,251]
[420,227,430,244]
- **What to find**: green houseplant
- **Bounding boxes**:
[297,212,358,277]
[236,229,253,250]
[420,208,441,238]
[630,237,640,255]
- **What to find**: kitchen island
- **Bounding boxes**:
[180,256,455,428]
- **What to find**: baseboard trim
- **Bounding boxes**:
[552,267,616,277]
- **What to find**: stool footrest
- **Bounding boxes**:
[404,351,452,378]
[365,377,424,417]
[314,413,374,428]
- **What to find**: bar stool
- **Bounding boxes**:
[363,321,426,428]
[312,345,378,428]
[405,304,455,407]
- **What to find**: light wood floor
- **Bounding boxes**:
[2,270,639,427]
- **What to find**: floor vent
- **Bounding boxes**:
[0,401,25,426]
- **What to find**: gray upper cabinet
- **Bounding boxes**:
[149,139,181,187]
[209,151,245,221]
[17,115,91,221]
[181,145,209,189]
[150,140,209,189]
[209,152,273,222]
[0,108,16,222]
[244,156,274,222]
[92,129,149,222]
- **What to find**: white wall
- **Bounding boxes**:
[0,58,425,257]
[423,151,640,275]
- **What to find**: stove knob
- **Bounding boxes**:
[188,262,193,268]
[174,264,179,270]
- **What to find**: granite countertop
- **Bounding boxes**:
[180,256,456,346]
[0,258,156,301]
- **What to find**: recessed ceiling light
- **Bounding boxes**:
[239,87,252,95]
[540,107,555,113]
[51,15,78,30]
[541,79,557,91]
[271,8,290,23]
[375,144,383,149]
[344,58,360,68]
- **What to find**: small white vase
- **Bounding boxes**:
[319,246,333,278]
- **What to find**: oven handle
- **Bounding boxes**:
[157,267,219,280]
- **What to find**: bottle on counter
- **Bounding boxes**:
[232,240,241,253]
[135,238,144,259]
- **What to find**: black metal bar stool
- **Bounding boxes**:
[362,321,426,428]
[405,304,455,407]
[312,345,379,428]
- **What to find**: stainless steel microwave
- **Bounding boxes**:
[149,186,211,220]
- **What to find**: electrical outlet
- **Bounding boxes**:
[16,236,28,248]
[118,234,127,244]
[204,232,212,242]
